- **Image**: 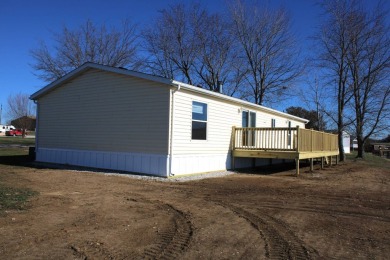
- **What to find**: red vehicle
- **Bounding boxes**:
[5,129,24,136]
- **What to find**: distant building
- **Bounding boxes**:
[11,116,36,131]
[352,139,358,150]
[328,130,351,154]
[371,143,390,158]
[342,132,351,154]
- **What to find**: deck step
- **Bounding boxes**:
[325,156,329,165]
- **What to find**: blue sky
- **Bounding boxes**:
[0,0,385,124]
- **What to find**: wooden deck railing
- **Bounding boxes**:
[232,126,338,152]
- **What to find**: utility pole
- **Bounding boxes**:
[0,104,2,125]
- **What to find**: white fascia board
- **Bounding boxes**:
[30,62,173,100]
[171,80,309,124]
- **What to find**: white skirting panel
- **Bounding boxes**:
[36,148,169,177]
[170,153,231,175]
[36,148,293,177]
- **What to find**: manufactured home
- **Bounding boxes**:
[30,63,338,177]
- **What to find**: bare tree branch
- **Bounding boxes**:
[315,0,359,161]
[346,1,390,157]
[229,0,303,106]
[30,19,139,82]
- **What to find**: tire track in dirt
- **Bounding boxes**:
[213,200,317,260]
[254,202,390,222]
[67,194,193,260]
[143,202,193,260]
[123,194,194,259]
[69,241,115,260]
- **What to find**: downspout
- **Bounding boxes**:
[168,84,181,177]
[33,100,39,158]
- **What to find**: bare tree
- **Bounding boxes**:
[194,12,245,96]
[142,24,176,80]
[229,0,302,106]
[315,0,357,161]
[317,0,390,159]
[142,3,207,85]
[7,93,35,137]
[142,2,246,97]
[286,106,327,130]
[31,19,139,82]
[346,2,390,158]
[298,77,329,131]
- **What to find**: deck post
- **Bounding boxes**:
[330,156,333,166]
[336,155,338,165]
[310,158,313,171]
[231,126,236,151]
[321,157,324,169]
[295,159,300,176]
[311,128,313,152]
[296,126,300,152]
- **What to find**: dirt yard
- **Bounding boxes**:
[0,156,389,259]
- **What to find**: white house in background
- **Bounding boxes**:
[343,131,351,154]
[352,138,358,151]
[30,63,308,177]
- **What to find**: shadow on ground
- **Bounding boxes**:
[0,155,35,167]
[234,160,315,176]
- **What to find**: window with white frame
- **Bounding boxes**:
[192,101,207,140]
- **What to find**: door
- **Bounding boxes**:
[242,111,256,146]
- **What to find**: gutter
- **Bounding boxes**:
[33,100,39,156]
[168,83,181,177]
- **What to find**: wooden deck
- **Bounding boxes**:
[231,126,339,175]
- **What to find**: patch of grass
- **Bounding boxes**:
[0,147,30,156]
[347,151,390,169]
[0,185,38,214]
[0,147,33,167]
[0,136,35,146]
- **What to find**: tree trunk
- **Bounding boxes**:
[337,111,345,161]
[356,135,365,158]
[338,129,345,161]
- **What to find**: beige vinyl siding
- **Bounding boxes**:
[172,90,239,155]
[37,68,170,154]
[172,89,305,155]
[255,112,305,129]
